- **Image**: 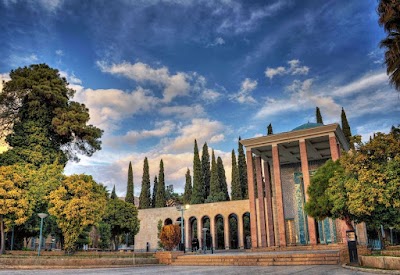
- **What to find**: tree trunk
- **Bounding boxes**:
[344,216,354,231]
[0,215,5,255]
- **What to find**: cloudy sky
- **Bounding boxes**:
[0,0,398,196]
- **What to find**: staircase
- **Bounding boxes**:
[171,250,340,266]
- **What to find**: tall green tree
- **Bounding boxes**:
[0,64,102,167]
[209,150,220,197]
[201,142,211,200]
[341,107,353,149]
[125,161,135,204]
[155,159,166,208]
[139,157,151,209]
[191,140,204,204]
[378,0,400,91]
[183,168,192,204]
[111,185,117,199]
[238,137,248,199]
[267,124,273,135]
[217,156,229,201]
[151,176,158,208]
[230,150,242,200]
[316,107,324,124]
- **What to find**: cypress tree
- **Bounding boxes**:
[230,149,242,200]
[209,150,220,197]
[341,107,353,149]
[191,140,204,204]
[201,142,211,200]
[238,137,248,199]
[139,157,151,209]
[183,168,192,204]
[267,123,273,135]
[151,176,158,208]
[111,185,117,199]
[217,156,229,201]
[155,159,166,207]
[316,107,324,124]
[125,161,135,204]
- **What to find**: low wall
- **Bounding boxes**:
[155,251,184,265]
[339,245,370,264]
[360,256,400,270]
[381,250,400,257]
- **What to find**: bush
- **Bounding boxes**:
[159,224,181,251]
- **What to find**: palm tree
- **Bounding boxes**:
[378,0,400,91]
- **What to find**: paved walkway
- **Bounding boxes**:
[0,266,379,274]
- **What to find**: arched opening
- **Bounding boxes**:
[215,214,225,250]
[164,218,173,225]
[201,216,211,249]
[229,213,238,249]
[243,212,251,249]
[188,216,198,251]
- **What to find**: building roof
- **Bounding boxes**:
[292,122,324,131]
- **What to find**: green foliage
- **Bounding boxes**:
[341,107,353,149]
[378,0,400,91]
[111,185,117,199]
[155,159,166,208]
[217,157,229,201]
[209,150,220,198]
[238,137,248,199]
[48,174,107,253]
[267,123,273,135]
[191,140,204,204]
[98,222,111,250]
[125,161,134,204]
[316,107,324,124]
[230,149,242,200]
[157,219,164,249]
[183,169,192,204]
[0,64,103,167]
[152,176,158,208]
[201,142,211,200]
[139,157,151,209]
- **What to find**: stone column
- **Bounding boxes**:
[246,149,258,248]
[299,139,317,245]
[272,144,286,247]
[263,160,275,247]
[210,216,216,250]
[197,218,203,247]
[185,217,190,250]
[238,214,244,249]
[224,216,230,249]
[255,156,267,247]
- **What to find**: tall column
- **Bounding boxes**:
[185,217,190,249]
[224,216,230,249]
[272,144,286,246]
[255,156,267,247]
[210,216,216,250]
[263,161,275,246]
[246,150,258,248]
[197,218,203,247]
[238,214,244,249]
[299,139,317,245]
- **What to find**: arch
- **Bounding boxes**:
[188,216,198,251]
[201,215,211,249]
[242,212,251,249]
[214,214,225,250]
[228,213,239,249]
[164,218,173,225]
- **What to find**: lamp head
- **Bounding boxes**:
[38,213,48,219]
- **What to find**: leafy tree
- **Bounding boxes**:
[378,0,400,91]
[191,140,204,204]
[217,156,229,201]
[230,149,242,200]
[0,64,102,167]
[139,157,151,209]
[103,195,140,250]
[341,107,353,149]
[201,142,211,200]
[209,150,220,198]
[316,107,324,124]
[125,161,134,204]
[48,174,107,253]
[111,185,117,199]
[152,176,158,208]
[0,164,31,254]
[183,168,192,204]
[238,137,248,199]
[97,221,111,250]
[267,123,273,135]
[155,159,166,208]
[157,219,164,249]
[159,224,181,251]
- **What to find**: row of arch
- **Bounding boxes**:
[164,212,251,250]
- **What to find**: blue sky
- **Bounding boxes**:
[0,0,398,196]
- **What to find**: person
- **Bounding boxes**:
[192,237,199,252]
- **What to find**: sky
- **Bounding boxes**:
[0,0,399,197]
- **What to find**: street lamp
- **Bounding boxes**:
[176,204,189,252]
[37,213,48,256]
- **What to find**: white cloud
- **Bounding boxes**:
[159,104,205,119]
[59,71,82,85]
[121,120,176,144]
[231,78,258,104]
[9,54,38,67]
[0,73,11,92]
[201,89,222,102]
[207,37,225,47]
[55,49,63,56]
[265,66,285,79]
[265,59,309,79]
[97,61,190,103]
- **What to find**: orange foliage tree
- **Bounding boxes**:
[159,224,181,251]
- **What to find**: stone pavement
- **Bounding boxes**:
[0,265,379,274]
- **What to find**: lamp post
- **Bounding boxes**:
[37,213,48,256]
[176,204,189,252]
